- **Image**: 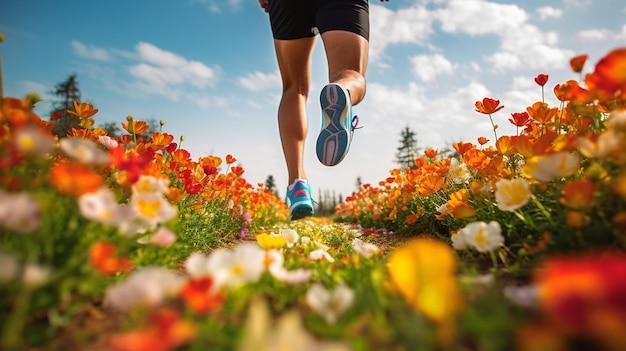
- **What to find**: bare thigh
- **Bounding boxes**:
[320,30,369,82]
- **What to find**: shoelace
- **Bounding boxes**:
[350,115,363,136]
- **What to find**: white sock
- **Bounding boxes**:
[288,178,308,192]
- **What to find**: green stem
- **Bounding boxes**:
[488,114,498,141]
[531,195,554,225]
[489,249,499,272]
[1,285,32,350]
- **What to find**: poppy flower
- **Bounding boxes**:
[475,97,504,115]
[50,161,104,197]
[226,154,237,164]
[585,48,626,100]
[477,137,489,146]
[122,119,150,135]
[534,74,549,87]
[180,277,224,314]
[67,101,98,119]
[509,112,530,127]
[569,54,588,73]
[88,241,133,276]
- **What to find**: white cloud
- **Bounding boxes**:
[410,54,457,82]
[369,4,434,60]
[191,0,241,13]
[536,6,562,20]
[130,42,216,89]
[238,71,281,92]
[579,28,614,40]
[433,0,528,36]
[70,40,113,62]
[579,25,626,41]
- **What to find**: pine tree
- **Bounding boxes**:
[264,175,279,198]
[395,126,420,170]
[50,74,81,138]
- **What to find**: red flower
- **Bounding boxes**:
[180,277,224,314]
[475,97,504,115]
[477,137,489,146]
[50,112,63,120]
[509,112,530,127]
[569,54,588,73]
[534,74,549,87]
[88,241,133,276]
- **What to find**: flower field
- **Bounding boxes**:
[1,45,626,351]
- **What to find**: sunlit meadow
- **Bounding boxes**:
[1,29,626,351]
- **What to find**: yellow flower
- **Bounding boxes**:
[387,238,462,323]
[522,152,580,182]
[256,233,286,250]
[495,177,532,212]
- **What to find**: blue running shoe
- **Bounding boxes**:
[285,180,314,221]
[317,83,358,166]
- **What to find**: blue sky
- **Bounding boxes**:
[2,0,625,199]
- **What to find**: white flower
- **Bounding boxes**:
[0,190,41,234]
[185,252,211,278]
[265,250,312,285]
[59,137,110,165]
[459,221,504,253]
[78,188,125,225]
[351,238,380,258]
[105,267,184,311]
[308,249,334,262]
[132,175,170,195]
[206,243,266,289]
[130,191,177,226]
[447,157,471,184]
[14,126,54,156]
[306,282,354,324]
[0,251,19,282]
[279,228,299,248]
[495,177,531,212]
[150,226,176,247]
[450,231,468,250]
[98,135,119,149]
[503,285,539,309]
[22,262,50,288]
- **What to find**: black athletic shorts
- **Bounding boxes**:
[268,0,370,41]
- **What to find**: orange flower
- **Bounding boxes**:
[88,241,133,276]
[495,136,515,156]
[475,97,504,115]
[477,137,489,146]
[424,148,438,159]
[417,174,444,197]
[180,277,224,314]
[509,112,530,127]
[526,101,558,125]
[109,308,196,351]
[67,101,98,119]
[452,142,474,156]
[569,54,588,73]
[559,178,598,210]
[462,148,488,169]
[585,48,626,100]
[230,166,245,176]
[151,132,175,151]
[225,154,237,165]
[553,80,592,104]
[406,213,419,225]
[122,119,150,135]
[50,161,104,197]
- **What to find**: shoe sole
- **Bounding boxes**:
[317,84,351,166]
[291,207,313,221]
